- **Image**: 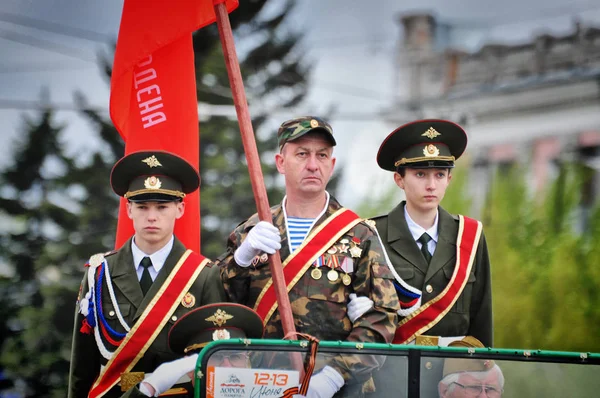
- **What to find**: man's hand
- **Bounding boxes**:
[139,354,198,397]
[347,293,374,322]
[234,221,281,267]
[298,366,345,398]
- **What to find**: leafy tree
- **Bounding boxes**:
[356,158,600,352]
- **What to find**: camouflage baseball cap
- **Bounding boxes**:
[277,116,336,149]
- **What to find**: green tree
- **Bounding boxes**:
[356,160,600,352]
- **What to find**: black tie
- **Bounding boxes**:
[418,233,433,264]
[139,257,153,295]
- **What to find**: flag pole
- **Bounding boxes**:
[213,0,302,364]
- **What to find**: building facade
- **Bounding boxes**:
[383,13,600,223]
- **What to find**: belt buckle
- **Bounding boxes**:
[415,335,439,346]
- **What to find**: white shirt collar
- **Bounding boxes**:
[131,235,174,274]
[404,206,439,243]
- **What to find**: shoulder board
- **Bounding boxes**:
[363,219,377,229]
[85,250,115,269]
[360,218,380,234]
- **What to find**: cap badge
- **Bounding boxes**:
[142,155,162,168]
[206,309,233,327]
[181,292,195,308]
[212,328,231,341]
[144,176,162,190]
[310,119,319,128]
[422,127,441,140]
[423,144,440,157]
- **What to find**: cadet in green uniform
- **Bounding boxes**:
[218,117,401,397]
[348,120,493,397]
[68,151,226,398]
[120,302,264,397]
[372,119,492,346]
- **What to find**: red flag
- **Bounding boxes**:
[110,0,239,252]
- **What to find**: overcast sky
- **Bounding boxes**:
[1,0,600,209]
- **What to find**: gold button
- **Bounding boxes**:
[425,285,433,294]
[171,315,178,322]
[425,361,433,370]
[109,310,115,317]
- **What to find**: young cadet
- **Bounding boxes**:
[371,119,493,347]
[349,120,492,348]
[68,151,226,398]
[120,302,264,397]
[343,120,492,397]
[218,116,403,397]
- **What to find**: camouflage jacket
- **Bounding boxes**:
[218,195,400,387]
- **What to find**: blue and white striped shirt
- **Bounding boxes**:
[287,217,313,252]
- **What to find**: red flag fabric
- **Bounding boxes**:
[110,0,239,252]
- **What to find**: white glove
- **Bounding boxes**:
[234,221,281,267]
[140,354,198,397]
[301,366,345,398]
[347,293,374,322]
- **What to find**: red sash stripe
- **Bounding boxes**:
[89,251,208,398]
[254,208,362,325]
[393,216,482,344]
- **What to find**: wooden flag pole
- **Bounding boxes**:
[213,1,304,372]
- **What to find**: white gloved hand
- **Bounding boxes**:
[234,221,281,267]
[347,293,374,322]
[141,354,198,397]
[302,366,345,398]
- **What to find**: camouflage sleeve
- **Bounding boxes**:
[217,221,254,305]
[330,222,400,387]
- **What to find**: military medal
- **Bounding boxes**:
[259,253,269,264]
[341,273,351,286]
[181,292,195,308]
[311,267,322,280]
[349,246,362,258]
[327,269,339,282]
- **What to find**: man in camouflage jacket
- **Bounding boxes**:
[218,117,400,397]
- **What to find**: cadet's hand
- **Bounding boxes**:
[234,221,281,267]
[347,293,374,322]
[140,354,198,397]
[300,366,345,398]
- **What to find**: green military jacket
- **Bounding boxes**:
[372,201,493,346]
[218,196,400,391]
[68,237,225,398]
